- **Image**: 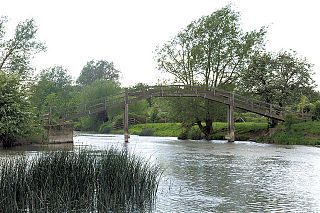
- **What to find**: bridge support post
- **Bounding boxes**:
[124,92,129,143]
[226,94,235,142]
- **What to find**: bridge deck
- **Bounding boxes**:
[48,85,301,122]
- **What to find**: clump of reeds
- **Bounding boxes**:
[0,148,161,212]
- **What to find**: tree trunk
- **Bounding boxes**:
[197,119,213,140]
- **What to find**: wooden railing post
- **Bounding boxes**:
[124,91,129,143]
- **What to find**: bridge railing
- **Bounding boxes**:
[128,85,284,118]
[45,84,307,123]
[53,92,126,121]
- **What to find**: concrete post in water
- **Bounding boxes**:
[226,93,235,142]
[124,91,129,142]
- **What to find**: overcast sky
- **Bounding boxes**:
[2,0,320,87]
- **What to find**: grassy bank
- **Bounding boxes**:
[0,149,160,212]
[258,121,320,145]
[110,122,268,140]
[110,121,320,146]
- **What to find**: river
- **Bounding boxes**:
[1,133,320,212]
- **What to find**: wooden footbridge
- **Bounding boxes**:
[45,85,296,142]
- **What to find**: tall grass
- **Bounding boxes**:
[0,149,161,212]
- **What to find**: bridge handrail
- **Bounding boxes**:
[46,84,306,122]
[55,91,126,113]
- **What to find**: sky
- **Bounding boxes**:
[1,0,320,87]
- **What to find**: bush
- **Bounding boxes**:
[178,129,189,140]
[311,100,320,121]
[98,122,113,133]
[188,128,202,140]
[283,113,299,129]
[139,128,154,136]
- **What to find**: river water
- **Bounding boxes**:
[1,133,320,212]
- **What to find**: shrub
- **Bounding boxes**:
[188,127,202,140]
[98,122,113,133]
[139,128,154,136]
[178,129,189,140]
[283,113,299,129]
[311,100,320,121]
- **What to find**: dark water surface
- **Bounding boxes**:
[1,133,320,212]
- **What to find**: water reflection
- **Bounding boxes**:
[1,133,320,212]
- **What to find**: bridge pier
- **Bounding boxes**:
[226,94,235,142]
[44,123,74,144]
[124,92,129,142]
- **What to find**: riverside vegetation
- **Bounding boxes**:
[0,148,161,212]
[107,121,320,146]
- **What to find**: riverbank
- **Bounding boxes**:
[109,121,320,146]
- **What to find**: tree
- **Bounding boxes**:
[0,17,45,146]
[77,60,120,86]
[77,79,122,131]
[239,50,316,107]
[155,5,266,138]
[0,71,32,147]
[0,17,46,80]
[30,66,73,118]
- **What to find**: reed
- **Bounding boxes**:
[0,148,161,212]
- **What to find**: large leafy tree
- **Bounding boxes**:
[0,17,45,146]
[77,60,120,86]
[155,5,266,137]
[0,71,32,147]
[239,50,316,107]
[0,17,46,80]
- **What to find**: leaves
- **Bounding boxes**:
[0,71,33,144]
[155,4,266,88]
[0,18,46,80]
[239,50,316,106]
[77,60,120,86]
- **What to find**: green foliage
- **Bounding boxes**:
[150,107,160,123]
[155,5,265,88]
[0,71,33,147]
[129,99,149,118]
[139,128,154,136]
[188,127,202,140]
[77,79,122,131]
[155,5,266,136]
[235,112,267,123]
[271,131,311,145]
[239,51,316,107]
[311,100,320,121]
[264,121,320,145]
[0,17,46,80]
[30,66,73,120]
[98,122,113,134]
[178,129,189,140]
[77,59,120,86]
[283,113,299,129]
[112,123,184,137]
[0,149,160,212]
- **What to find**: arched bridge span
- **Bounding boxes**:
[46,85,297,142]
